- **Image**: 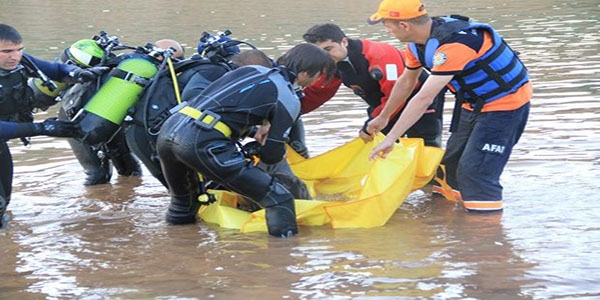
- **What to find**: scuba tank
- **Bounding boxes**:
[27,78,66,111]
[75,52,159,145]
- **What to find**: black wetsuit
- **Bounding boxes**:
[126,55,234,187]
[0,121,43,140]
[157,65,300,237]
[58,77,142,186]
[1,54,75,227]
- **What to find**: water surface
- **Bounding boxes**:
[1,0,599,299]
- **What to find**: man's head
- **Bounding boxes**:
[155,39,185,59]
[367,0,432,43]
[368,0,428,24]
[231,49,273,68]
[302,23,348,62]
[276,43,336,88]
[0,24,24,71]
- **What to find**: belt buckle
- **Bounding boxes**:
[195,110,221,130]
[169,101,188,114]
[122,71,136,82]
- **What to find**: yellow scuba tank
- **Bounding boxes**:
[75,53,159,144]
[27,78,66,111]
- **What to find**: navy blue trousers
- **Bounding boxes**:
[441,102,530,202]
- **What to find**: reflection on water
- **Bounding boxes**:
[1,0,599,299]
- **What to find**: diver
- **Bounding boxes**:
[1,24,105,227]
[156,43,335,237]
[125,31,255,188]
[125,33,240,187]
[56,34,144,186]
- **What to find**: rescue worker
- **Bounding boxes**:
[124,39,187,187]
[57,37,143,186]
[125,36,239,187]
[1,24,106,227]
[127,34,307,191]
[154,39,185,61]
[302,23,445,147]
[180,34,242,102]
[156,43,335,237]
[366,0,532,212]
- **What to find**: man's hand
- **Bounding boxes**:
[69,66,109,83]
[366,115,389,138]
[241,141,262,157]
[368,137,398,161]
[253,123,271,145]
[35,118,80,138]
[359,128,373,142]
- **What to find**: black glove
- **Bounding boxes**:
[242,141,262,157]
[69,66,109,83]
[34,117,80,138]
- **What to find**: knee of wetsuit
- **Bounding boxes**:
[165,193,201,225]
[271,172,311,200]
[110,152,142,176]
[0,196,9,228]
[83,164,112,186]
[107,133,142,176]
[261,178,298,238]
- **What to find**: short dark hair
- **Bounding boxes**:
[302,23,346,44]
[276,43,335,79]
[0,24,22,43]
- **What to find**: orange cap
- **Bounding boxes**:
[368,0,428,24]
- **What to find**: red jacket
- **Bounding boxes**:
[302,38,413,121]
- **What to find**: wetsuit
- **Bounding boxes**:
[1,54,76,227]
[303,38,445,147]
[157,65,300,237]
[406,16,532,211]
[58,58,142,186]
[0,120,60,140]
[125,55,234,187]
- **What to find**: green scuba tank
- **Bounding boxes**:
[76,54,158,144]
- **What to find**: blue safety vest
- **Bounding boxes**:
[407,16,529,106]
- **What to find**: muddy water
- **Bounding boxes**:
[1,0,599,299]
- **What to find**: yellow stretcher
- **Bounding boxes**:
[198,134,444,233]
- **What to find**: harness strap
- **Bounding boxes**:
[176,105,232,138]
[109,68,150,86]
[432,165,463,203]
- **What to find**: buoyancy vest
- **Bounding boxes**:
[407,15,529,107]
[132,56,235,135]
[0,66,34,120]
[60,81,98,119]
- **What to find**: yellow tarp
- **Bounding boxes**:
[198,134,444,232]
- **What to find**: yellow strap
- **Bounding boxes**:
[433,164,463,203]
[166,57,183,104]
[178,106,232,137]
[251,155,260,166]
